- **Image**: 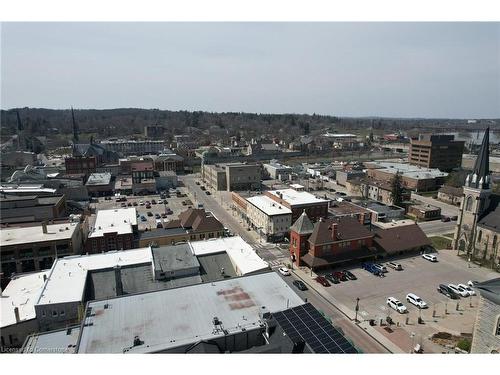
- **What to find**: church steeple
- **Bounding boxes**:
[466,127,490,190]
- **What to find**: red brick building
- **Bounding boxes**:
[65,156,97,177]
[289,212,379,271]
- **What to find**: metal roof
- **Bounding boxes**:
[76,272,304,353]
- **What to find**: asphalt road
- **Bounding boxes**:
[276,270,390,353]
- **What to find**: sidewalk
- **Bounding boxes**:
[292,266,405,353]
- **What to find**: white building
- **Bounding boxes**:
[1,271,50,348]
[246,195,292,242]
[263,160,292,181]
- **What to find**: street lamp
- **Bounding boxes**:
[355,298,360,323]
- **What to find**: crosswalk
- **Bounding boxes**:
[268,259,285,268]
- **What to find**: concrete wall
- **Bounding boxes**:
[471,296,500,353]
[1,319,39,349]
[35,301,82,332]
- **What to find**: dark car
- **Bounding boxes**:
[325,273,340,284]
[293,280,308,291]
[451,215,458,221]
[437,284,459,299]
[195,181,200,185]
[343,270,357,280]
[132,202,138,206]
[441,216,451,222]
[155,213,161,219]
[333,271,348,281]
[205,191,211,195]
[314,276,331,287]
[151,199,157,204]
[200,186,206,191]
[147,211,153,217]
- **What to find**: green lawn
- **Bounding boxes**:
[429,236,452,249]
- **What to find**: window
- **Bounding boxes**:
[465,196,473,212]
[496,316,500,336]
[60,310,65,317]
[42,310,46,317]
[477,231,482,243]
[493,235,498,249]
[52,310,58,317]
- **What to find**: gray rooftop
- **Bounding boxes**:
[22,325,80,354]
[152,244,200,274]
[76,272,304,353]
[198,253,238,282]
[86,172,112,186]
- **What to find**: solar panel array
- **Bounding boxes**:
[273,303,358,353]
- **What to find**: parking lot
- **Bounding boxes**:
[306,250,499,352]
[90,185,196,231]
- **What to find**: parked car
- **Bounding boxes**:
[342,270,357,280]
[325,273,340,284]
[155,213,161,219]
[133,201,138,206]
[140,215,147,222]
[147,211,153,217]
[120,202,126,207]
[387,297,407,314]
[362,262,384,276]
[205,191,211,195]
[151,199,157,204]
[195,181,200,185]
[387,262,403,271]
[406,293,428,309]
[457,283,476,296]
[293,280,308,291]
[333,271,348,281]
[314,276,331,287]
[158,199,164,204]
[423,254,438,262]
[450,215,458,221]
[373,264,388,273]
[200,186,206,191]
[161,213,167,218]
[278,267,291,276]
[467,280,479,287]
[448,284,469,297]
[127,202,132,207]
[437,284,459,299]
[139,200,144,206]
[441,216,451,222]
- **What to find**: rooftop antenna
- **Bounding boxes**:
[71,106,79,143]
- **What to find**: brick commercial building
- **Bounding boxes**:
[289,212,378,270]
[202,162,262,191]
[347,178,411,206]
[407,203,441,221]
[152,152,184,174]
[85,172,114,197]
[437,185,463,206]
[365,161,448,192]
[137,208,225,247]
[86,208,138,253]
[245,195,292,242]
[329,200,372,225]
[265,189,329,222]
[409,134,465,171]
[0,220,84,278]
[64,156,97,177]
[0,194,67,223]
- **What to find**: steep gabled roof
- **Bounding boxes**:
[290,211,314,235]
[467,127,490,189]
[373,224,430,254]
[477,193,500,232]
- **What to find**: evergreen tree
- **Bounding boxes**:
[391,172,404,206]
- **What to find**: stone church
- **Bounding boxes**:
[452,128,500,270]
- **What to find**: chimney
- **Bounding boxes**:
[329,223,338,241]
[114,265,123,296]
[42,221,48,234]
[14,307,20,323]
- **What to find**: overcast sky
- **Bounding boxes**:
[1,22,499,118]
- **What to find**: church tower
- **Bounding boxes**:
[290,211,314,267]
[453,128,492,258]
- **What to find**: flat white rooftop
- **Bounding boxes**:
[1,271,50,328]
[368,162,448,179]
[77,272,304,353]
[89,207,137,238]
[372,220,416,229]
[36,247,152,306]
[1,222,79,247]
[247,195,292,216]
[190,236,269,275]
[267,188,329,206]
